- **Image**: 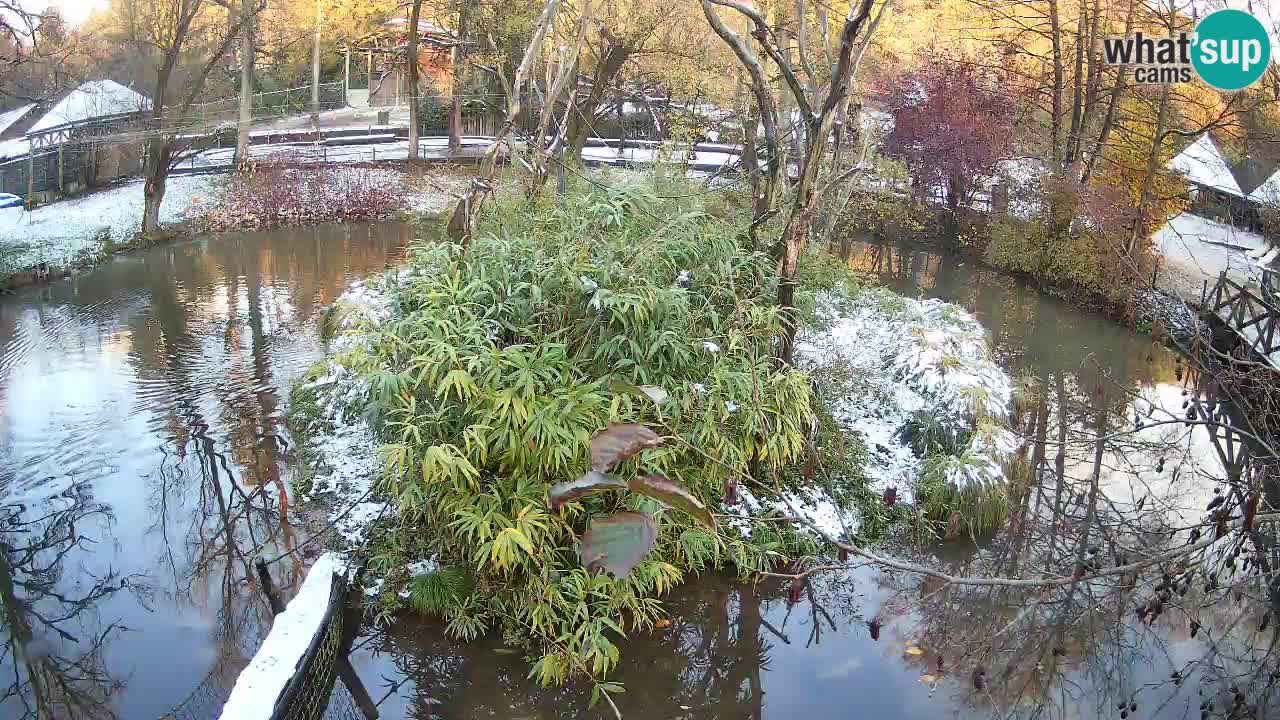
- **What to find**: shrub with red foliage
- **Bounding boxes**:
[883,60,1013,213]
[207,157,408,231]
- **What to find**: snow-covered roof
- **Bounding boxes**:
[27,80,151,135]
[0,137,30,162]
[1167,134,1244,197]
[0,104,36,136]
[1248,167,1280,206]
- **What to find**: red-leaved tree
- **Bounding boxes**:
[883,60,1013,215]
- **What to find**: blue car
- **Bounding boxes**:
[0,193,25,239]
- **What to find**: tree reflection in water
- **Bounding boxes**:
[0,222,413,717]
[0,489,131,719]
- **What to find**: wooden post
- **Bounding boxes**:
[344,47,351,104]
[25,152,34,208]
[254,558,286,614]
[57,144,64,194]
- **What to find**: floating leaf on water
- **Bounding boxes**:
[591,423,663,471]
[655,618,672,629]
[906,645,924,656]
[920,674,937,683]
[628,473,715,528]
[580,511,659,578]
[549,470,627,511]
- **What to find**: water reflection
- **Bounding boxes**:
[0,222,412,718]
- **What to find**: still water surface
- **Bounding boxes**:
[0,229,1239,719]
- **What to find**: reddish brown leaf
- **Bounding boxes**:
[579,511,659,578]
[787,577,804,605]
[549,470,627,511]
[590,423,663,472]
[945,511,962,540]
[883,487,898,507]
[1244,492,1259,532]
[627,473,716,529]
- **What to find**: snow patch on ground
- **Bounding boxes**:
[1152,212,1268,304]
[217,552,346,720]
[297,278,395,548]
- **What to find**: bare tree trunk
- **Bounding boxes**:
[310,0,321,132]
[234,0,255,170]
[142,138,172,236]
[1048,0,1064,169]
[566,29,630,163]
[445,0,561,245]
[407,0,423,161]
[448,0,469,153]
[1127,83,1170,263]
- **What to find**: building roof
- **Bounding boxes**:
[1247,167,1280,205]
[1167,134,1244,197]
[27,80,151,135]
[0,104,37,138]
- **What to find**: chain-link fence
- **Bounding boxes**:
[185,82,348,130]
[270,572,347,720]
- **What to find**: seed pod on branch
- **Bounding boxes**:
[788,576,803,605]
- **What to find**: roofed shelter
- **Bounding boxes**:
[341,18,456,109]
[0,80,151,204]
[1167,133,1256,228]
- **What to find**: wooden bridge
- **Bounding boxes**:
[1189,264,1280,482]
[1202,265,1280,369]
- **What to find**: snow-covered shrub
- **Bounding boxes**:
[796,287,1018,536]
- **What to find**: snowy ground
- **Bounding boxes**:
[175,136,743,174]
[0,175,223,271]
[1152,212,1270,304]
[294,277,397,548]
[0,166,467,274]
[730,287,1018,539]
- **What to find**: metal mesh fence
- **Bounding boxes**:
[0,141,144,197]
[269,572,349,720]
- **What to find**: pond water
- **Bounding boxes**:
[0,223,411,719]
[0,229,1259,719]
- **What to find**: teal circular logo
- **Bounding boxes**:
[1192,9,1271,91]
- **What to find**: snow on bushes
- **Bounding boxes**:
[791,286,1018,536]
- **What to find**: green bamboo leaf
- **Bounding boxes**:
[628,474,716,529]
[591,423,663,471]
[548,470,627,511]
[580,511,659,578]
